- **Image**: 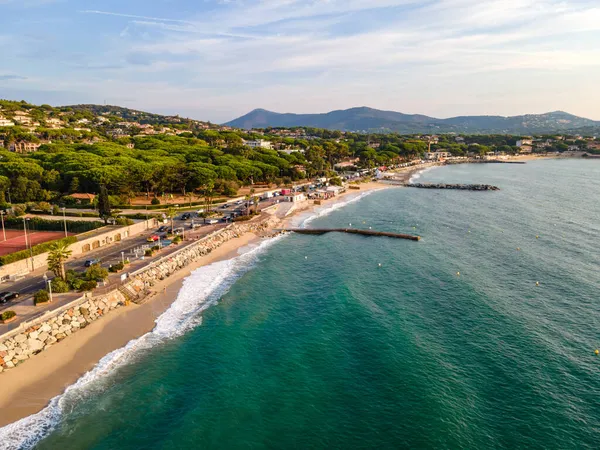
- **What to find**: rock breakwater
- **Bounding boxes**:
[406,183,500,191]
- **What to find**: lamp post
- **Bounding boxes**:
[43,273,53,302]
[0,211,6,241]
[25,218,33,270]
[121,251,125,264]
[62,207,68,237]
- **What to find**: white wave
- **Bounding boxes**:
[0,234,286,450]
[298,191,375,228]
[409,165,440,184]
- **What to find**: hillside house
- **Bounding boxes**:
[10,141,42,153]
[0,117,15,127]
[244,139,272,149]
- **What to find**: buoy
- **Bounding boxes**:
[535,282,540,286]
[468,230,471,233]
[517,247,521,251]
[305,256,308,259]
[536,235,539,239]
[456,272,460,276]
[369,227,372,230]
[595,349,599,355]
[378,263,382,267]
[349,223,352,226]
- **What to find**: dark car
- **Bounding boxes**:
[180,213,191,220]
[84,259,100,267]
[157,226,168,232]
[0,291,19,303]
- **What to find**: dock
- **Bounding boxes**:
[282,228,420,241]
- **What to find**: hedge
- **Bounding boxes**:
[64,199,227,210]
[0,235,78,266]
[1,310,16,321]
[3,217,104,233]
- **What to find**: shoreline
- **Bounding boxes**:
[0,177,402,428]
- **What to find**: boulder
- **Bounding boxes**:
[29,331,39,340]
[14,334,26,343]
[0,343,8,352]
[40,324,52,333]
[27,339,44,352]
[15,353,29,361]
[37,332,49,342]
[5,360,14,368]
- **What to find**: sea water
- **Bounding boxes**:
[1,159,599,449]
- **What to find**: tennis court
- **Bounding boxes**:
[0,230,74,257]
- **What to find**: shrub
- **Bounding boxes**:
[52,204,60,215]
[145,249,153,257]
[1,310,16,321]
[109,262,124,273]
[36,201,52,213]
[34,290,50,305]
[12,205,25,217]
[151,245,160,251]
[79,280,97,291]
[70,278,84,290]
[51,278,70,293]
[233,215,252,222]
[172,236,182,244]
[85,264,108,281]
[151,197,161,205]
[115,218,134,226]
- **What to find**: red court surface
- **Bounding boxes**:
[0,230,75,257]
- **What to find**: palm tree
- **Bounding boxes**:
[47,242,72,281]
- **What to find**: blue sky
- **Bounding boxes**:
[1,0,599,122]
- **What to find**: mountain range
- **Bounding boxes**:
[225,107,600,134]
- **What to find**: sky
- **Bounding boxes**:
[1,0,599,123]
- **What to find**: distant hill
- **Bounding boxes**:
[225,107,600,134]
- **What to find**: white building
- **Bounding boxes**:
[0,117,15,127]
[516,139,533,148]
[424,150,451,161]
[244,139,272,150]
[286,193,306,202]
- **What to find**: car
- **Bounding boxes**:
[180,213,191,220]
[0,292,19,303]
[147,234,160,242]
[84,259,100,267]
[220,204,229,209]
[157,226,168,233]
[236,200,244,205]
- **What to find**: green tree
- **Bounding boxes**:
[47,242,73,281]
[97,185,111,224]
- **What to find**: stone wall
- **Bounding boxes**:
[0,290,127,373]
[126,218,278,294]
[0,216,279,373]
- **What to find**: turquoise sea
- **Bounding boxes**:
[1,159,600,449]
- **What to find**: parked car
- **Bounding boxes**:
[147,234,160,242]
[0,292,19,303]
[204,218,219,225]
[84,259,100,267]
[157,226,168,232]
[180,213,191,220]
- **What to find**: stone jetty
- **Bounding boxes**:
[405,183,500,191]
[285,228,420,241]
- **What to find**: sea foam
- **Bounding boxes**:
[0,234,286,450]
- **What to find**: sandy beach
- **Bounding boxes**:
[0,175,410,427]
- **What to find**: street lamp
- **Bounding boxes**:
[62,207,68,237]
[43,273,53,302]
[121,251,125,264]
[0,211,6,241]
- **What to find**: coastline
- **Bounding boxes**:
[0,176,404,429]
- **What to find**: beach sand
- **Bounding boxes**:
[0,175,415,427]
[0,232,259,427]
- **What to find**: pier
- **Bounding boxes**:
[282,228,421,241]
